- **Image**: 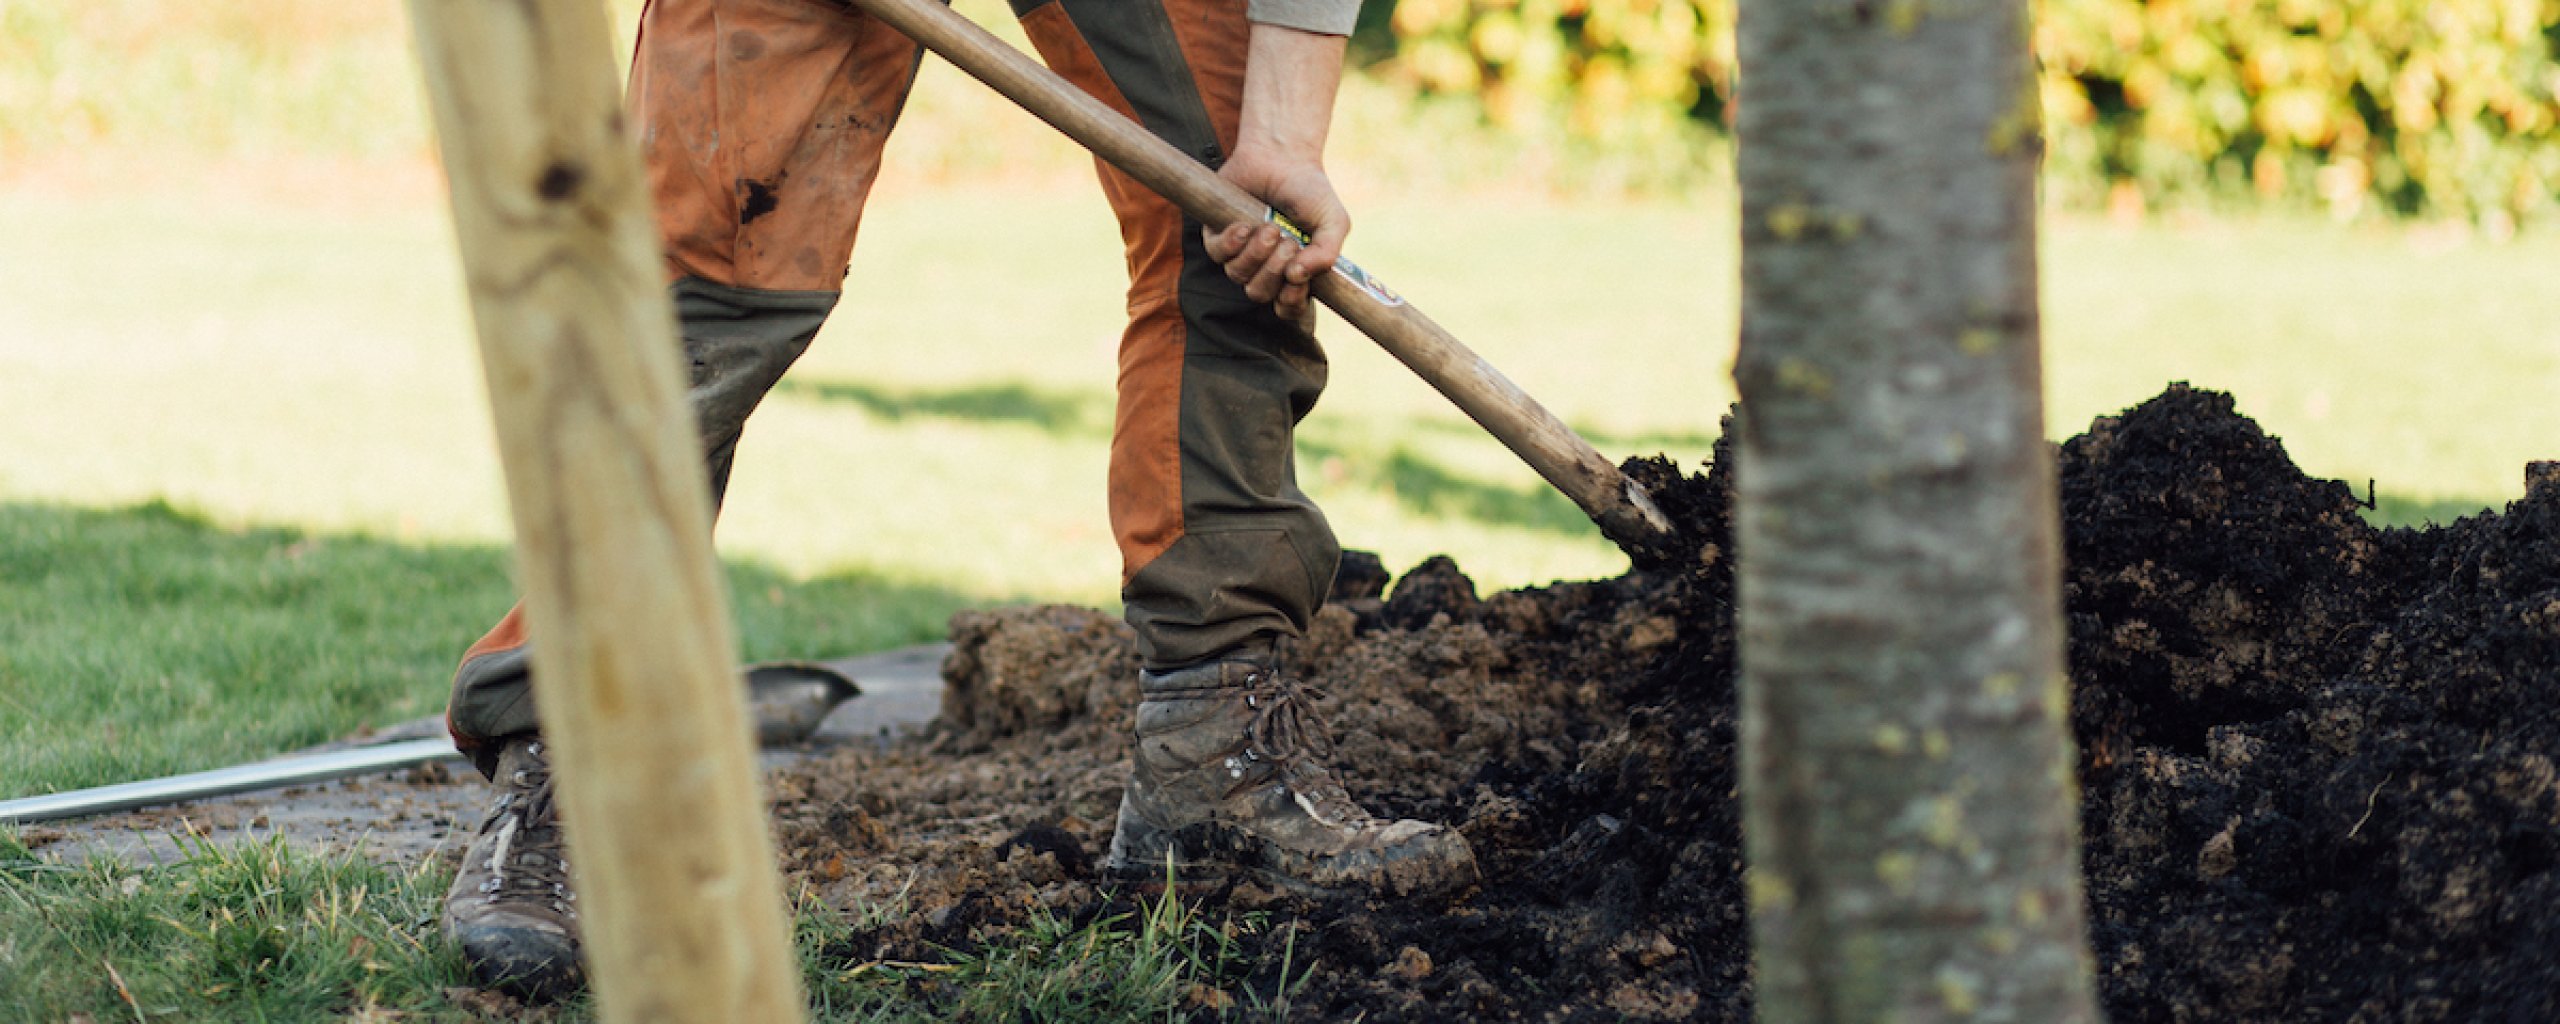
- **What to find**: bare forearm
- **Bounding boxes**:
[1237,23,1347,168]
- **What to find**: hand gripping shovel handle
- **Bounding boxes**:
[844,0,1673,553]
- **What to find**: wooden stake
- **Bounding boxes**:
[402,1,805,1020]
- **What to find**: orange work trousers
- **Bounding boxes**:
[447,0,1340,759]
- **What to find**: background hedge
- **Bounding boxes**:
[8,0,2552,220]
[1360,0,2560,223]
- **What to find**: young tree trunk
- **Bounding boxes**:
[405,0,806,1020]
[1731,2,2102,1021]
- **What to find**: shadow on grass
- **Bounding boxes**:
[0,499,997,795]
[775,377,1112,438]
[1407,415,1722,464]
[1298,436,1602,539]
[773,376,1694,541]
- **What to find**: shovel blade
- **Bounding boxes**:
[744,660,864,746]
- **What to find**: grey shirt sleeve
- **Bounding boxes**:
[1247,0,1360,36]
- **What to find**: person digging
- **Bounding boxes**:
[432,0,1478,1000]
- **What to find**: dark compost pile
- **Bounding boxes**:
[762,383,2559,1022]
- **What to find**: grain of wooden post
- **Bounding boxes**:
[402,0,806,1020]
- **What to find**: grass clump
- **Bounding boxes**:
[0,828,475,1021]
[799,881,1310,1023]
[1,827,1309,1022]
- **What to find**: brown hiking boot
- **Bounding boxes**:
[442,736,584,1002]
[1104,659,1478,896]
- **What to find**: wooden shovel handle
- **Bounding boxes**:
[844,0,1673,552]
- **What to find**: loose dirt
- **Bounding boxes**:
[29,383,2556,1021]
[767,382,2560,1022]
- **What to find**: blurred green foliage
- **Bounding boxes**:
[6,0,2554,217]
[1360,0,1735,192]
[1361,0,2560,220]
[2038,0,2560,225]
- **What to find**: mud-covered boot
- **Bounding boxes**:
[1104,659,1477,896]
[442,736,584,1001]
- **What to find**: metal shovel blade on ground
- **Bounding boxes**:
[843,0,1677,558]
[0,662,862,826]
[741,660,865,746]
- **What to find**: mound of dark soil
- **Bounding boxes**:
[765,383,2560,1022]
[2067,387,2560,1023]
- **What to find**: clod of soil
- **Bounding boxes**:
[764,382,2559,1021]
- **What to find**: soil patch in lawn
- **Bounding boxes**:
[765,382,2560,1022]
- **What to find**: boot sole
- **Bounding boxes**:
[451,922,587,1003]
[1104,819,1478,899]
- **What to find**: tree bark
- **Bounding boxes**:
[1732,1,2102,1021]
[404,1,806,1020]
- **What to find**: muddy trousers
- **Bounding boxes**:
[446,0,1340,762]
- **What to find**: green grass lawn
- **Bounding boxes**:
[0,500,970,795]
[5,176,2558,797]
[0,827,1292,1023]
[2041,218,2560,521]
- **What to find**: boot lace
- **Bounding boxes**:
[474,741,576,918]
[1235,666,1367,824]
[1241,669,1334,765]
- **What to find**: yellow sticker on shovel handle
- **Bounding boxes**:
[1265,207,1405,308]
